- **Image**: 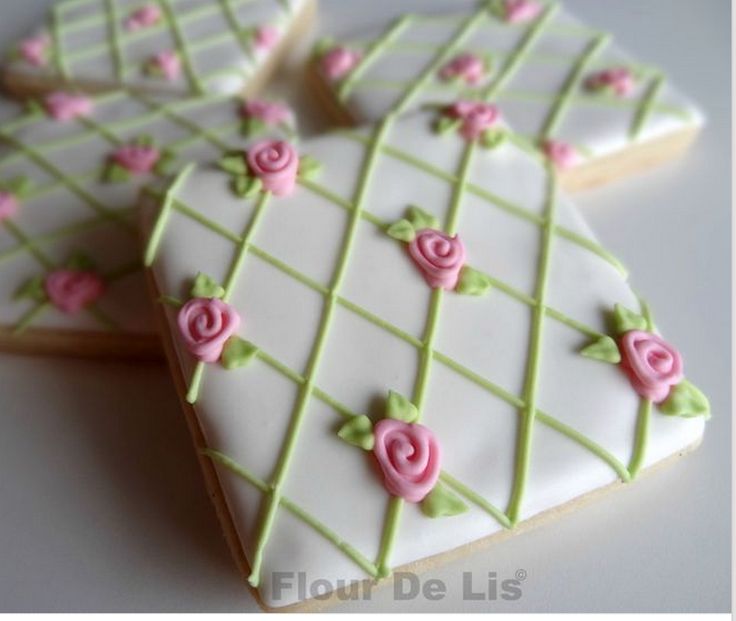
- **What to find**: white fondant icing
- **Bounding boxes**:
[143,110,706,608]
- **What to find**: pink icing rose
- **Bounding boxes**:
[246,140,299,197]
[177,298,241,363]
[44,92,93,121]
[112,144,161,174]
[125,4,162,31]
[585,67,635,98]
[149,50,180,81]
[543,140,579,170]
[619,330,684,403]
[254,25,280,52]
[45,270,105,314]
[20,34,49,67]
[503,0,543,23]
[409,229,466,290]
[372,419,441,503]
[0,192,19,222]
[242,100,291,126]
[439,53,486,86]
[321,47,362,81]
[446,101,500,141]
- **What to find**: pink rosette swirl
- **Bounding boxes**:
[504,0,543,23]
[585,67,635,98]
[20,34,49,67]
[372,419,441,503]
[254,25,280,52]
[45,270,105,314]
[151,50,180,80]
[0,191,19,222]
[125,4,162,31]
[543,139,579,170]
[112,144,160,174]
[447,101,500,141]
[242,99,291,126]
[320,47,361,80]
[619,330,684,403]
[246,140,299,197]
[44,92,93,122]
[439,53,485,85]
[177,298,241,363]
[408,229,466,290]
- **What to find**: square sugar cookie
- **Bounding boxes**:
[0,89,296,358]
[310,0,704,192]
[141,110,710,610]
[2,0,316,100]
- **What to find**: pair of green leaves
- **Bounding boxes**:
[580,304,650,364]
[189,272,258,370]
[0,175,32,198]
[386,205,440,243]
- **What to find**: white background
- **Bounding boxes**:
[0,0,730,613]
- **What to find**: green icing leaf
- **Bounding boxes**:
[434,115,462,135]
[221,337,259,370]
[387,219,416,243]
[406,205,440,231]
[580,335,621,364]
[337,415,375,450]
[25,99,43,115]
[219,153,249,176]
[298,155,323,181]
[421,483,469,518]
[233,175,262,198]
[480,127,507,149]
[659,380,711,419]
[65,252,96,271]
[456,266,492,296]
[14,275,46,302]
[104,162,131,183]
[386,390,419,423]
[154,150,176,176]
[190,272,225,299]
[136,133,154,147]
[313,37,335,58]
[241,117,267,136]
[612,303,648,334]
[5,176,32,198]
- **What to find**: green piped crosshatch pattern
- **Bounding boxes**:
[145,113,661,588]
[16,0,301,96]
[0,89,274,334]
[329,1,694,158]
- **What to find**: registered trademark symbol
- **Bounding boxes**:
[515,569,527,581]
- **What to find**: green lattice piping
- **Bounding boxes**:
[144,122,655,587]
[329,0,692,151]
[26,0,299,96]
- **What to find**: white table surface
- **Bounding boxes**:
[0,0,730,613]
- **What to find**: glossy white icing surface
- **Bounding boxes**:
[142,110,705,608]
[319,2,704,163]
[5,0,309,97]
[0,89,294,336]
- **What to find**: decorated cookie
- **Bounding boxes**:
[311,1,704,192]
[3,0,316,98]
[0,89,295,357]
[141,110,708,609]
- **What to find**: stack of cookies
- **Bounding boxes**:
[0,0,711,611]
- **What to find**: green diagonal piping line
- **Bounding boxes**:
[338,15,413,101]
[505,168,558,526]
[203,449,380,578]
[158,0,207,95]
[630,73,665,140]
[246,117,393,589]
